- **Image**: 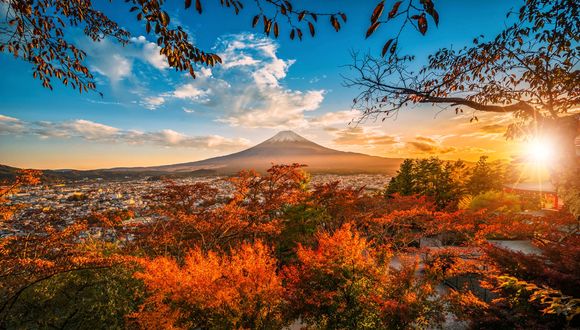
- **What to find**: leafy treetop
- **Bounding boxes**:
[0,0,438,93]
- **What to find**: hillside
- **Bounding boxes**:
[1,131,402,181]
[111,130,403,174]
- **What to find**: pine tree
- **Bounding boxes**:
[467,156,503,196]
[386,159,415,196]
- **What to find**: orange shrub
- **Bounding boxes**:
[131,241,287,329]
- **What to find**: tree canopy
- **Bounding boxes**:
[0,0,440,93]
[2,165,579,328]
[346,0,578,144]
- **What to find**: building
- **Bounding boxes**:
[503,181,561,210]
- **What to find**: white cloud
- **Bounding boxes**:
[0,114,20,123]
[216,34,326,128]
[221,54,260,69]
[91,53,132,84]
[3,116,250,151]
[171,83,210,100]
[31,119,119,141]
[218,34,278,69]
[309,110,359,126]
[252,58,295,88]
[406,135,457,154]
[0,114,24,134]
[121,129,250,149]
[329,126,401,147]
[151,33,326,129]
[220,89,325,129]
[66,120,120,140]
[216,34,295,91]
[83,35,168,85]
[131,36,169,70]
[142,96,166,110]
[197,67,213,78]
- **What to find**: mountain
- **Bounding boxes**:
[112,130,403,175]
[0,131,403,181]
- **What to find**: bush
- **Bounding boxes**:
[468,191,523,213]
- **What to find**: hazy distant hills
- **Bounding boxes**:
[110,131,403,175]
[1,131,403,181]
[0,164,218,182]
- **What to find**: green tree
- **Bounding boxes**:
[388,157,467,210]
[2,266,143,330]
[467,156,504,196]
[386,158,415,196]
[468,191,524,213]
[436,159,468,210]
[276,204,330,265]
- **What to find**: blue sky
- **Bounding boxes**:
[0,0,523,169]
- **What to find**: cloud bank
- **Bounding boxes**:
[146,33,326,127]
[0,115,249,151]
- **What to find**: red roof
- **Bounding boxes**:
[503,181,556,193]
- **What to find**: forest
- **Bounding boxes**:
[1,162,578,329]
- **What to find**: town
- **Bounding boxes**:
[2,174,391,237]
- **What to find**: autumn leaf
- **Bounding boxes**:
[417,14,427,35]
[330,15,341,32]
[252,15,260,27]
[381,38,393,57]
[195,0,202,14]
[160,11,170,27]
[298,11,306,21]
[371,1,385,23]
[366,21,380,38]
[388,1,402,18]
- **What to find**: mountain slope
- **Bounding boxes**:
[1,131,403,180]
[118,131,402,174]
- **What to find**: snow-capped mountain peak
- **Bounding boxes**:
[265,130,309,143]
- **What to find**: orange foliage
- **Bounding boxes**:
[0,170,134,324]
[284,223,443,328]
[130,164,309,256]
[364,207,436,251]
[0,169,41,220]
[383,193,436,213]
[2,164,578,328]
[131,241,286,329]
[86,209,134,228]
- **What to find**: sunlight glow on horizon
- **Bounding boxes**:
[525,137,556,165]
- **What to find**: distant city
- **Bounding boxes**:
[2,174,390,238]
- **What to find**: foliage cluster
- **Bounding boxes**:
[0,164,578,329]
[386,156,526,211]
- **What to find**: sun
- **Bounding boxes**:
[525,138,555,164]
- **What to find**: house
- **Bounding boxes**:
[503,181,561,210]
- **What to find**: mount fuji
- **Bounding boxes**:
[117,130,403,174]
[0,131,405,181]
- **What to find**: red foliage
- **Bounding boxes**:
[284,223,443,328]
[131,241,286,329]
[130,164,310,256]
[2,164,578,328]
